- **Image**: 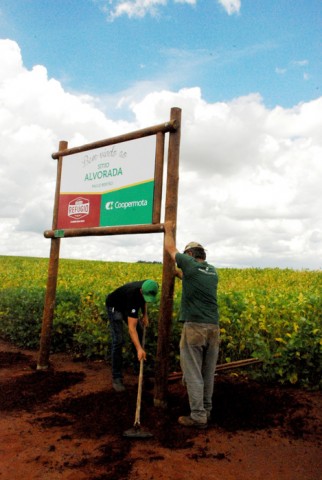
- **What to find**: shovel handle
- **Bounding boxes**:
[133,326,146,426]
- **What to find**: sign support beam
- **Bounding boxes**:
[37,141,67,369]
[154,107,181,407]
[44,223,165,238]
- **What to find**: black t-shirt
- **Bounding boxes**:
[106,281,145,319]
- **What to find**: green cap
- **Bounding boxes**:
[142,279,159,303]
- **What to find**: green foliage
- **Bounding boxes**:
[0,287,81,351]
[51,290,82,352]
[72,292,110,359]
[217,274,322,389]
[0,256,321,389]
[0,287,44,348]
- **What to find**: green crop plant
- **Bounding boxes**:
[0,256,321,389]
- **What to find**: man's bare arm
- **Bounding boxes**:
[164,221,178,260]
[127,316,146,361]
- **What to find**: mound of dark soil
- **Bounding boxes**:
[0,342,321,480]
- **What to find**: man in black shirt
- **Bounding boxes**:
[106,279,159,391]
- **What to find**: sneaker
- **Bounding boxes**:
[178,416,207,429]
[112,379,126,392]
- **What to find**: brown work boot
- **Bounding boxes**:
[112,378,126,392]
[178,416,207,429]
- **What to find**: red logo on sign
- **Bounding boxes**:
[57,194,101,228]
[68,197,90,220]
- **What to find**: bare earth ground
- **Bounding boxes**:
[0,339,321,480]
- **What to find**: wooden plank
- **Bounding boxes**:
[51,120,178,159]
[167,358,263,382]
[44,223,165,238]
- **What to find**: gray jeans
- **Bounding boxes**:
[180,322,220,423]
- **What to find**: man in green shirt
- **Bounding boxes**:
[164,222,220,428]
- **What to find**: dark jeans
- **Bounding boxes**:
[107,307,143,380]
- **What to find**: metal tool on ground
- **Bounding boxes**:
[123,326,153,439]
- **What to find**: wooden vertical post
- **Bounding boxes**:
[154,107,181,407]
[152,131,165,224]
[37,141,67,369]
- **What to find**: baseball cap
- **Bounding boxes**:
[142,279,159,303]
[183,241,205,253]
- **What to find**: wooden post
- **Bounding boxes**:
[37,141,67,369]
[154,107,181,407]
[153,131,165,224]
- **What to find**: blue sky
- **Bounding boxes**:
[0,0,321,269]
[2,0,321,109]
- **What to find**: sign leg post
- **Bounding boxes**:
[37,141,66,369]
[154,107,181,407]
[37,237,60,369]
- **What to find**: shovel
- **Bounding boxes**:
[123,326,153,439]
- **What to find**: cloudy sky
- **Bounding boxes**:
[0,0,321,270]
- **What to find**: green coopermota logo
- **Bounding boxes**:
[105,199,148,211]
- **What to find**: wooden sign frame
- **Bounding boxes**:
[37,107,181,407]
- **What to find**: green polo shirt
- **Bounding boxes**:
[175,252,219,325]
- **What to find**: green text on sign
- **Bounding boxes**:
[100,181,154,227]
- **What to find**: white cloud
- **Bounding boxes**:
[217,0,241,15]
[101,0,239,20]
[106,0,167,20]
[0,39,321,269]
[275,59,310,79]
[275,67,286,75]
[291,60,309,67]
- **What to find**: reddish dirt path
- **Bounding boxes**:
[0,340,321,480]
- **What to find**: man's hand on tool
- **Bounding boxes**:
[137,347,147,362]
